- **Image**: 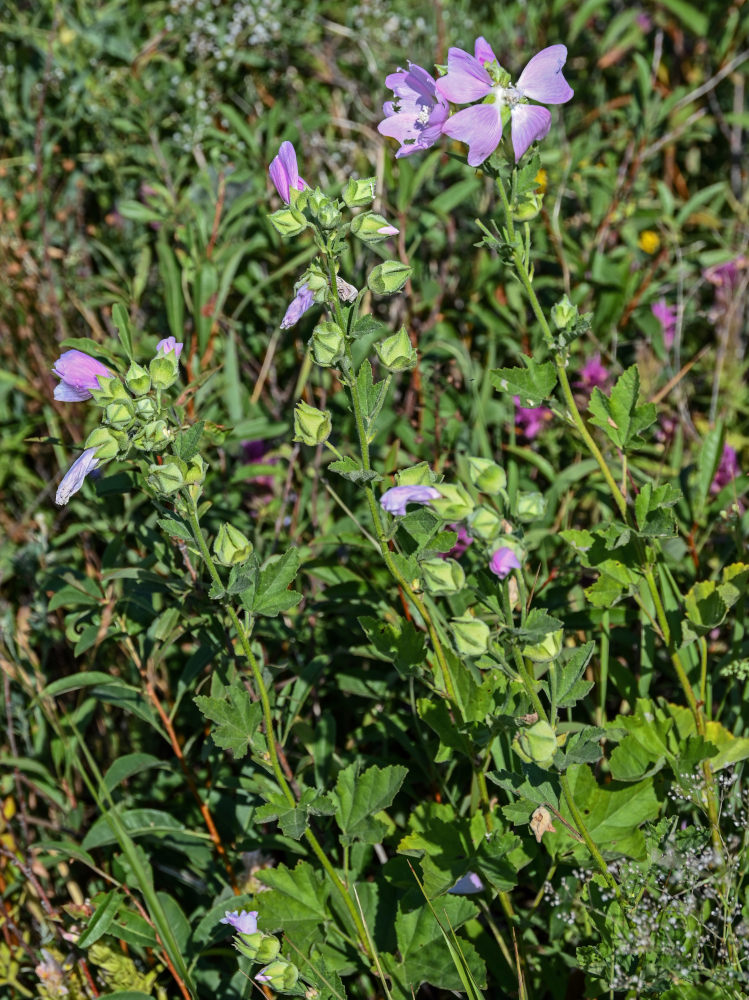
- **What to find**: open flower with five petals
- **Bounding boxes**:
[378,63,450,158]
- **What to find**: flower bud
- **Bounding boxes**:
[84,426,125,461]
[147,457,187,494]
[512,190,543,222]
[293,400,332,446]
[367,261,411,295]
[234,931,281,964]
[516,491,546,522]
[269,206,307,237]
[551,295,578,332]
[396,462,435,486]
[307,193,341,230]
[451,616,491,657]
[342,176,376,208]
[375,326,417,372]
[213,523,253,566]
[304,266,330,301]
[255,959,299,991]
[351,212,399,246]
[185,454,207,486]
[469,507,503,542]
[104,399,135,430]
[514,720,558,768]
[125,361,151,396]
[420,557,465,596]
[466,457,506,494]
[310,320,346,368]
[132,419,170,452]
[149,354,179,391]
[134,396,158,420]
[429,483,475,520]
[523,629,563,664]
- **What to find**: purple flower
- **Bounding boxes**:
[438,40,573,165]
[703,256,747,323]
[576,354,609,394]
[380,484,441,516]
[280,283,315,330]
[220,909,258,935]
[55,448,100,506]
[514,397,552,440]
[52,349,112,402]
[269,142,308,204]
[489,547,521,579]
[651,299,677,348]
[377,224,400,236]
[710,444,740,495]
[448,872,484,894]
[378,63,450,158]
[156,336,183,359]
[439,523,473,559]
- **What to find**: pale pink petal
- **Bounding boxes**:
[515,45,573,104]
[442,104,502,166]
[474,36,497,66]
[510,104,551,161]
[436,48,492,104]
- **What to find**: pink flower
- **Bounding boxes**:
[489,547,521,579]
[651,299,677,348]
[156,337,183,359]
[576,354,609,395]
[269,142,308,204]
[437,40,573,165]
[710,444,740,495]
[52,349,112,402]
[514,397,552,440]
[380,484,441,516]
[378,63,450,158]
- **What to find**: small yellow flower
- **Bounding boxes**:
[534,168,548,194]
[638,230,660,254]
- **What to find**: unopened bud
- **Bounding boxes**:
[523,629,563,664]
[451,616,491,657]
[469,507,503,542]
[351,212,399,245]
[104,399,135,430]
[514,720,558,768]
[125,361,151,396]
[255,959,299,991]
[149,354,179,391]
[429,483,475,520]
[147,457,187,494]
[375,326,417,372]
[466,457,506,493]
[269,206,307,238]
[293,400,332,446]
[234,931,281,964]
[551,295,578,331]
[516,491,546,522]
[367,261,411,295]
[420,557,465,595]
[213,523,253,566]
[84,426,124,461]
[342,176,377,208]
[310,320,346,367]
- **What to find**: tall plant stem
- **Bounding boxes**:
[186,497,372,957]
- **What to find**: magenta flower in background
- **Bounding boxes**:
[269,141,308,203]
[280,283,315,330]
[220,910,258,935]
[651,299,677,348]
[52,349,112,402]
[439,523,473,560]
[489,547,521,579]
[156,336,183,359]
[378,63,449,158]
[55,448,100,506]
[380,484,441,516]
[448,872,484,894]
[576,354,609,395]
[438,39,573,165]
[703,256,747,323]
[710,444,740,495]
[514,397,552,440]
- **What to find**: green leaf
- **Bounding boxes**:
[81,807,201,851]
[552,642,595,710]
[173,420,204,463]
[251,548,302,617]
[103,754,164,793]
[156,516,194,542]
[77,889,122,948]
[395,896,484,994]
[194,677,263,759]
[658,0,708,36]
[255,789,333,840]
[588,366,656,450]
[333,762,408,845]
[256,861,330,951]
[111,303,134,360]
[490,762,561,811]
[634,482,681,538]
[156,234,185,345]
[358,615,426,677]
[695,423,724,515]
[490,358,557,406]
[328,456,381,484]
[684,578,740,634]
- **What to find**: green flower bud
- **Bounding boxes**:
[466,457,506,493]
[523,629,564,664]
[316,198,342,230]
[213,523,253,566]
[310,320,346,368]
[133,419,170,453]
[551,295,578,331]
[149,354,179,391]
[304,266,330,302]
[234,931,281,964]
[89,376,119,405]
[256,959,299,992]
[396,462,436,487]
[351,212,399,245]
[516,491,547,522]
[125,361,151,396]
[293,400,332,446]
[512,190,543,222]
[104,399,135,430]
[269,206,307,237]
[375,326,417,372]
[342,176,376,207]
[469,507,503,542]
[420,557,465,595]
[514,720,558,768]
[430,483,475,520]
[451,616,491,657]
[84,426,124,461]
[147,457,187,494]
[367,261,412,295]
[134,396,158,420]
[185,454,207,486]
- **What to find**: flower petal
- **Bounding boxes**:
[55,448,100,506]
[515,45,573,104]
[442,104,502,167]
[380,485,441,516]
[54,383,94,402]
[510,104,551,161]
[474,36,497,66]
[436,48,492,104]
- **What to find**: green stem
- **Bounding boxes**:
[186,497,372,955]
[559,773,620,897]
